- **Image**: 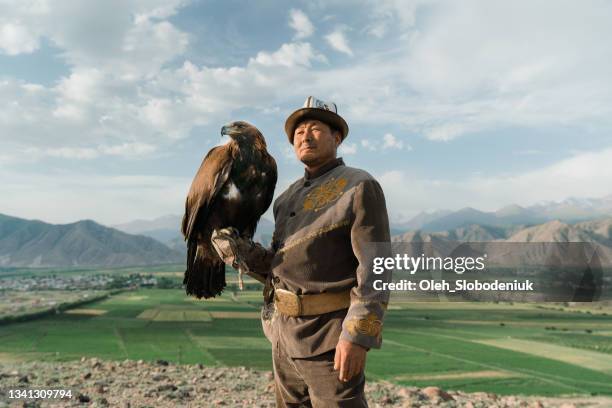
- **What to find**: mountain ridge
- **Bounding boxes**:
[402,195,612,232]
[0,213,183,268]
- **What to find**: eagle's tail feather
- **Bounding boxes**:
[184,240,226,299]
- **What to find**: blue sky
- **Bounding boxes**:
[1,0,612,225]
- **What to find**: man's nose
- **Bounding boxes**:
[304,129,313,141]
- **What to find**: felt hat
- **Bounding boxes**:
[284,96,349,144]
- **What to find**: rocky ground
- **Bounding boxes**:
[1,358,610,407]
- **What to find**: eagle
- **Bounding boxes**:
[181,121,277,299]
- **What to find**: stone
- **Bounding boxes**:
[157,384,178,392]
[422,386,454,402]
[78,393,91,403]
[397,388,415,399]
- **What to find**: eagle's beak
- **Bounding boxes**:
[221,123,238,138]
[220,125,229,137]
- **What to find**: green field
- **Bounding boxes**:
[1,286,612,397]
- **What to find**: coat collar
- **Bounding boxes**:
[304,157,345,180]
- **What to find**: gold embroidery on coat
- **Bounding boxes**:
[277,219,350,254]
[346,312,382,337]
[303,177,348,212]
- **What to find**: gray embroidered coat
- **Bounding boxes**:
[246,157,391,358]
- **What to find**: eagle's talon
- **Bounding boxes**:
[238,268,244,290]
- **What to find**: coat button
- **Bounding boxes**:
[290,211,296,217]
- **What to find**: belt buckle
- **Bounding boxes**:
[274,288,301,317]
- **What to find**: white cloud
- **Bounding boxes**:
[339,142,357,155]
[1,1,611,225]
[359,134,410,151]
[0,22,40,55]
[0,1,189,76]
[289,9,314,39]
[364,0,426,37]
[3,0,612,155]
[282,145,296,160]
[99,142,157,157]
[22,143,157,160]
[325,28,353,56]
[120,18,188,79]
[382,133,407,150]
[366,23,386,38]
[0,1,197,164]
[0,170,190,225]
[306,1,612,142]
[26,146,99,160]
[378,147,612,222]
[361,139,376,151]
[0,4,323,164]
[251,42,325,68]
[134,1,190,23]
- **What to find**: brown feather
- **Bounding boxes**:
[182,121,277,298]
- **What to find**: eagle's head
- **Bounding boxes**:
[220,121,266,147]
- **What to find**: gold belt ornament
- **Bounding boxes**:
[274,288,351,317]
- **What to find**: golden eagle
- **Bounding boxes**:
[181,121,277,298]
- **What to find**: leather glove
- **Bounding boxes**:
[211,227,266,288]
[211,227,244,269]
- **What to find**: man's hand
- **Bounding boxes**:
[211,228,268,286]
[334,339,367,382]
[211,227,243,269]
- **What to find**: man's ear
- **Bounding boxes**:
[334,132,341,147]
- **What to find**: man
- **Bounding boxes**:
[212,96,391,407]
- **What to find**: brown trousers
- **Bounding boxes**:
[272,343,368,408]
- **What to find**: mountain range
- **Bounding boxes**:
[0,214,183,268]
[394,218,612,244]
[398,195,612,232]
[113,215,275,251]
[113,195,612,245]
[2,195,612,269]
[393,218,612,267]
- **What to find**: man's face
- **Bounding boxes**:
[293,119,341,167]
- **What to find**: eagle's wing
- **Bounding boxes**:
[181,145,233,240]
[261,154,278,216]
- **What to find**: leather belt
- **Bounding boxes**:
[274,288,351,317]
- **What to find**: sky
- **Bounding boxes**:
[1,0,612,226]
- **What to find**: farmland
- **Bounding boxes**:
[1,269,612,397]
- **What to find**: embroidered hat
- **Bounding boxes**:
[284,96,349,144]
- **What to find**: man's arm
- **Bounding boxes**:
[211,228,275,281]
[335,178,391,381]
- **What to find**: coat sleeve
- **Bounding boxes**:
[340,178,392,350]
[242,241,275,279]
[241,198,282,279]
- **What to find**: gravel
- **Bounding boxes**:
[1,358,610,407]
